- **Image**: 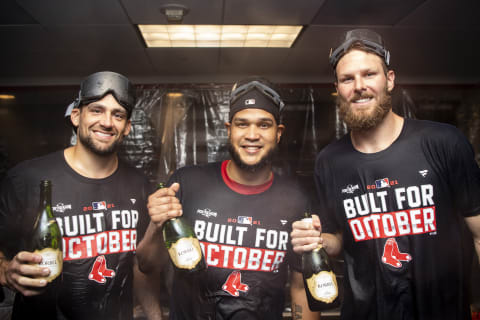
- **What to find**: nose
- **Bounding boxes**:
[99,112,113,128]
[354,76,366,92]
[245,125,260,140]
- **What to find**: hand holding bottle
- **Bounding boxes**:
[291,214,323,254]
[147,182,183,228]
[148,182,206,273]
[0,251,51,296]
[300,212,340,311]
[1,180,62,296]
[137,182,183,273]
[291,214,342,257]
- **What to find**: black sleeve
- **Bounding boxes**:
[287,180,310,273]
[135,178,155,243]
[0,171,28,259]
[314,154,341,234]
[421,125,480,218]
[444,130,480,217]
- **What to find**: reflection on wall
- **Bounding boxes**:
[119,86,233,183]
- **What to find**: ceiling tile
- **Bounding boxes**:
[0,0,37,25]
[224,0,326,25]
[312,0,426,25]
[0,25,60,52]
[46,25,144,50]
[17,0,130,25]
[398,0,480,27]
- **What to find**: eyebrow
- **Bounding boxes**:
[339,65,380,76]
[233,117,274,123]
[87,103,127,114]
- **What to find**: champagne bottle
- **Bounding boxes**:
[159,183,206,273]
[302,212,340,311]
[31,180,63,282]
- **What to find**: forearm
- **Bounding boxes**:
[133,258,164,320]
[474,241,480,265]
[322,232,342,257]
[290,271,321,320]
[0,252,9,287]
[465,215,480,265]
[136,222,168,273]
[472,233,480,265]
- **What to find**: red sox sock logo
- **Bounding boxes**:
[382,238,412,268]
[222,271,249,297]
[89,255,116,284]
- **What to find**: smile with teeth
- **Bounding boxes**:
[352,97,373,104]
[94,130,115,140]
[242,145,262,153]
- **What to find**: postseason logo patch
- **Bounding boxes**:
[341,184,359,194]
[53,203,72,213]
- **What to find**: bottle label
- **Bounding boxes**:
[302,217,313,225]
[168,237,202,270]
[306,271,338,303]
[34,248,63,282]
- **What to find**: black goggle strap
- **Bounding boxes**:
[77,89,132,112]
[231,80,285,111]
[329,39,390,67]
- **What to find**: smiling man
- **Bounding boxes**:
[291,29,480,320]
[0,71,153,319]
[138,78,318,319]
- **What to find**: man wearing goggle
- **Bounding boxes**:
[0,71,157,319]
[291,29,480,320]
[229,80,285,121]
[138,77,319,319]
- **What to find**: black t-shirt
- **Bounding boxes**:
[167,161,307,320]
[0,150,151,320]
[315,118,480,320]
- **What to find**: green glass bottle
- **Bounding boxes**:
[158,183,206,273]
[301,212,340,311]
[31,180,63,282]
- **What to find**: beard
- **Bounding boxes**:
[228,141,277,174]
[337,87,392,131]
[78,128,124,156]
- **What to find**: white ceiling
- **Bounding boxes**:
[1,0,479,86]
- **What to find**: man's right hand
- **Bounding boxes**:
[291,214,342,257]
[290,214,323,254]
[0,251,50,296]
[147,182,183,229]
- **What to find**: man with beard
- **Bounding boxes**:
[0,71,153,319]
[291,29,480,319]
[137,78,319,319]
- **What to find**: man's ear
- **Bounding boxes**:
[123,120,132,136]
[387,70,395,93]
[276,124,285,143]
[70,108,81,127]
[225,121,232,137]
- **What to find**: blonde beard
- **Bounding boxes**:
[337,88,392,131]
